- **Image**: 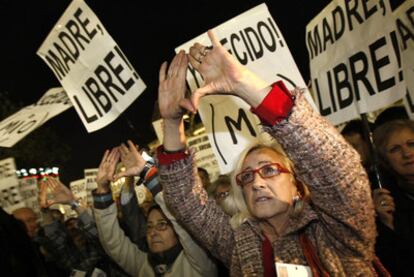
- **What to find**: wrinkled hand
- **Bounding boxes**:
[96,148,120,193]
[44,177,75,205]
[158,50,194,119]
[188,30,255,109]
[373,188,395,229]
[115,140,146,179]
[39,181,50,209]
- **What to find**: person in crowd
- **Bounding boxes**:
[13,207,39,238]
[341,120,372,171]
[5,206,59,276]
[374,105,409,131]
[212,174,238,217]
[92,145,217,276]
[197,167,212,193]
[39,177,128,276]
[156,30,380,276]
[373,119,414,276]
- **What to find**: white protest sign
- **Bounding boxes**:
[0,158,25,213]
[187,134,220,182]
[0,88,72,148]
[37,0,146,133]
[19,176,40,216]
[152,119,164,144]
[84,168,98,206]
[70,178,87,206]
[176,3,314,174]
[394,1,414,119]
[306,0,406,125]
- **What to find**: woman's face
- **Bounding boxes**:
[146,209,178,254]
[240,148,297,220]
[385,128,414,178]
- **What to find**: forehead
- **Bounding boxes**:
[387,128,414,145]
[243,148,285,168]
[148,209,166,222]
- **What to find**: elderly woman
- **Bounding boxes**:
[155,30,378,276]
[373,119,414,276]
[92,147,217,277]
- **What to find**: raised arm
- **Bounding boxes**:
[156,48,236,266]
[92,148,147,276]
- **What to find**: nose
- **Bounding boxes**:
[251,173,266,190]
[401,145,414,158]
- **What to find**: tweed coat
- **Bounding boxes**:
[158,92,376,276]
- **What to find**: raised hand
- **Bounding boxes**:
[188,30,269,109]
[115,140,146,179]
[158,50,195,119]
[96,147,120,193]
[44,177,75,205]
[373,188,395,230]
[39,181,50,209]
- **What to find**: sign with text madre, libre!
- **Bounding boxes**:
[37,0,146,132]
[306,0,406,125]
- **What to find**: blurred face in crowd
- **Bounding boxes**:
[198,169,211,190]
[65,218,86,248]
[214,184,230,206]
[385,128,414,181]
[13,207,39,238]
[239,148,296,222]
[146,209,177,254]
[343,132,370,167]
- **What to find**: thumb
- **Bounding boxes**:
[192,84,214,110]
[114,171,127,181]
[179,98,196,113]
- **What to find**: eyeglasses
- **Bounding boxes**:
[215,191,230,200]
[236,163,289,187]
[146,221,170,233]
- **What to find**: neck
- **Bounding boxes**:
[398,176,414,194]
[260,209,291,241]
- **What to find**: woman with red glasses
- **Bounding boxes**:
[156,30,379,276]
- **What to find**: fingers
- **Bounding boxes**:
[167,50,183,78]
[191,85,214,110]
[114,171,126,180]
[177,52,188,79]
[159,61,168,83]
[179,98,196,114]
[99,150,110,167]
[119,143,129,156]
[188,54,201,69]
[127,140,138,153]
[207,29,221,47]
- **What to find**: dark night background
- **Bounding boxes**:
[0,0,404,184]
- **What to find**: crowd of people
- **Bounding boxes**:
[1,30,414,276]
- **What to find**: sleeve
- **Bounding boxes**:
[93,203,147,277]
[157,153,235,267]
[154,192,217,276]
[254,83,376,257]
[119,188,149,251]
[42,221,81,270]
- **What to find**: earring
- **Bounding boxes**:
[291,193,304,218]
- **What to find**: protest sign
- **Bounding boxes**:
[19,176,40,216]
[0,87,72,147]
[187,133,220,182]
[37,0,146,132]
[176,3,314,174]
[84,168,98,206]
[70,178,87,206]
[394,1,414,119]
[0,158,25,213]
[306,0,406,125]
